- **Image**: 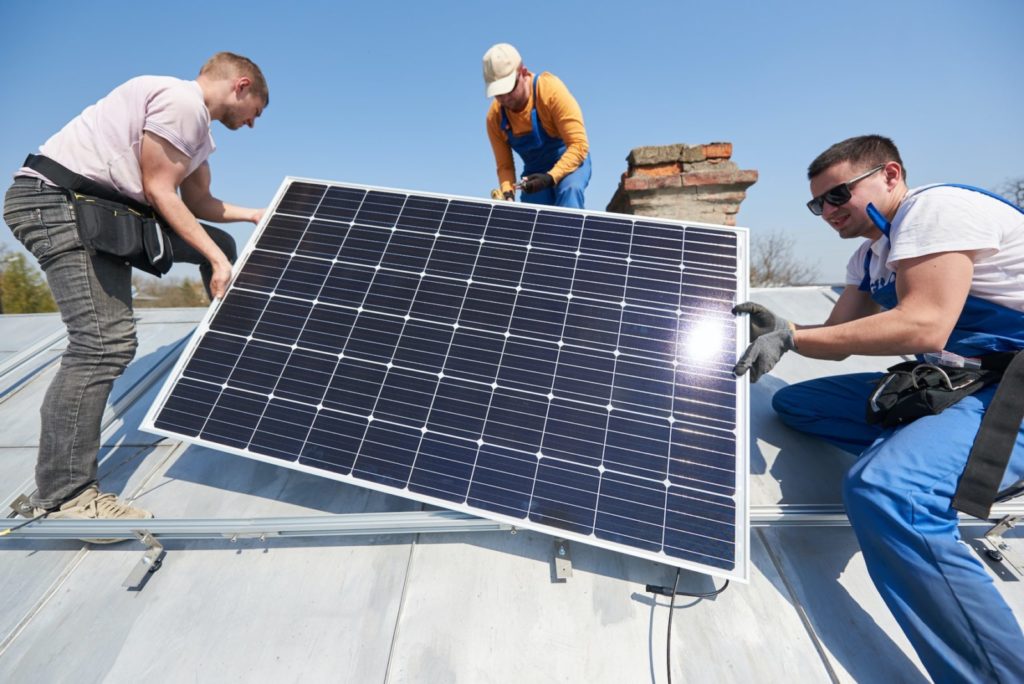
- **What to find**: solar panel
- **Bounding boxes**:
[143,178,750,581]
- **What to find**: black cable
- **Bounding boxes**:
[646,569,730,684]
[0,510,48,537]
[666,568,680,684]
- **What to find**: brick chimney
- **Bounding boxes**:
[606,142,757,226]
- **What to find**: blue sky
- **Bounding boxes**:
[1,0,1021,283]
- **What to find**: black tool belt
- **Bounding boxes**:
[22,154,173,276]
[865,351,1023,519]
[865,359,1006,428]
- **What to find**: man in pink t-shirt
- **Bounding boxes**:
[2,52,269,524]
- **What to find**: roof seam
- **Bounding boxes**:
[756,527,841,683]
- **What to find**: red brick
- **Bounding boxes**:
[632,162,683,177]
[652,175,683,189]
[623,175,683,191]
[623,176,655,192]
[703,142,733,159]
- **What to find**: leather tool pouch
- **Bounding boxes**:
[866,361,1002,428]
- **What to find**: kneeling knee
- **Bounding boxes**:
[771,385,814,431]
[771,385,799,418]
[842,464,891,527]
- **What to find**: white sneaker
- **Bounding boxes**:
[35,486,153,543]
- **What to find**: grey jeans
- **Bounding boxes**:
[3,176,238,507]
[4,177,137,508]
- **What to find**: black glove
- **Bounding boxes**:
[520,173,555,194]
[732,328,796,383]
[732,301,791,342]
[503,190,515,201]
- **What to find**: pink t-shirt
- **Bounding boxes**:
[18,76,216,205]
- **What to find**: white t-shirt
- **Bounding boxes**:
[844,185,1024,312]
[17,76,216,205]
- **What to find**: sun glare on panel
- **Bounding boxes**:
[681,318,726,365]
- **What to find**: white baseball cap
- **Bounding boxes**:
[483,43,522,97]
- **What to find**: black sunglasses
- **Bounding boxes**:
[806,164,885,216]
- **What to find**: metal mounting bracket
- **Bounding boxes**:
[553,539,573,580]
[122,530,165,591]
[8,494,34,518]
[980,515,1024,579]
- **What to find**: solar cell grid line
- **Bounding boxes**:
[346,198,496,485]
[303,193,448,480]
[366,197,491,489]
[460,207,551,500]
[221,186,369,458]
[514,212,587,529]
[244,188,377,457]
[272,187,391,464]
[189,187,335,448]
[144,177,750,582]
[576,221,641,538]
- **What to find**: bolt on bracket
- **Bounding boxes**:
[122,530,166,591]
[554,539,573,580]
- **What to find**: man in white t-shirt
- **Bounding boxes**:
[2,52,269,524]
[731,135,1024,682]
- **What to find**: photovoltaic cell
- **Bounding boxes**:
[144,178,749,581]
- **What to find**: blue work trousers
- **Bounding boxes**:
[773,373,1024,683]
[520,155,591,209]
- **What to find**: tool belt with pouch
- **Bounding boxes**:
[866,351,1024,519]
[22,154,173,277]
[865,359,1006,428]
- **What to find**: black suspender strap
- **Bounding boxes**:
[953,351,1024,519]
[22,154,153,216]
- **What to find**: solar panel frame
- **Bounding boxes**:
[142,177,751,582]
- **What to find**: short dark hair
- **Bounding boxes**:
[200,52,269,105]
[807,135,905,181]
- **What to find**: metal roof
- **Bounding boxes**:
[1,289,1021,683]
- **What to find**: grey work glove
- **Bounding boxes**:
[732,301,791,342]
[733,328,796,383]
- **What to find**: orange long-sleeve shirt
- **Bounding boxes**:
[486,71,589,195]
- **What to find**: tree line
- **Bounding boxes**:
[0,244,208,314]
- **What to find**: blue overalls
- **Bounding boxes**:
[772,186,1024,682]
[501,73,591,208]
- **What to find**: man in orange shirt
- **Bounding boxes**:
[483,43,591,208]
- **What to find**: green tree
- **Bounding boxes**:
[1,252,57,313]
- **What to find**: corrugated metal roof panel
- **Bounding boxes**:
[1,291,1020,683]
